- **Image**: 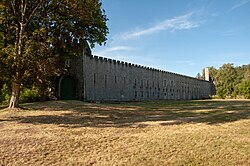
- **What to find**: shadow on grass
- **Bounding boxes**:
[1,100,250,128]
[0,105,8,110]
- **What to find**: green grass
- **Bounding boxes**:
[0,99,250,165]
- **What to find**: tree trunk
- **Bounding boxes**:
[9,81,21,108]
[8,1,25,109]
[0,80,3,103]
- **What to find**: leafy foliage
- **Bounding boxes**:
[216,64,237,98]
[1,83,41,105]
[0,0,108,107]
[199,63,250,99]
[239,80,250,99]
[0,83,11,104]
[19,86,40,103]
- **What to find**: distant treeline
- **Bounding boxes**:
[197,63,250,99]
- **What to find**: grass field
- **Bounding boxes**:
[0,99,250,165]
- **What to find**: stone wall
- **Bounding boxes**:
[79,49,215,102]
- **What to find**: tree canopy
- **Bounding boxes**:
[0,0,108,108]
[199,63,250,99]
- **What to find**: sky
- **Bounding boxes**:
[92,0,250,77]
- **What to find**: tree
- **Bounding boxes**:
[215,63,237,98]
[0,78,3,102]
[201,63,250,99]
[0,0,108,108]
[238,64,250,99]
[239,80,250,99]
[196,73,203,80]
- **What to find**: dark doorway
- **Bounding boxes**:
[60,76,76,100]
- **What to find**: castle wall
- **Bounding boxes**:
[69,56,84,100]
[81,50,215,102]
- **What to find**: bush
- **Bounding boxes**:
[216,87,226,99]
[20,87,40,103]
[239,80,250,99]
[1,84,41,105]
[0,83,11,105]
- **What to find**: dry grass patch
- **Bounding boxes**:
[0,99,250,165]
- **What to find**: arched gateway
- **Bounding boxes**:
[60,76,76,100]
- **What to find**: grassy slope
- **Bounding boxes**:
[0,100,249,165]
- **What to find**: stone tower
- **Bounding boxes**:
[205,67,210,81]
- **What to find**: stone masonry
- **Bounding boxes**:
[56,46,216,101]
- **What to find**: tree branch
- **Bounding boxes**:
[27,1,42,24]
[10,0,18,18]
[23,0,27,20]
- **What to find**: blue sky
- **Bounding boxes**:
[93,0,250,77]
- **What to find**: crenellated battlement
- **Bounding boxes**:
[86,53,209,83]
